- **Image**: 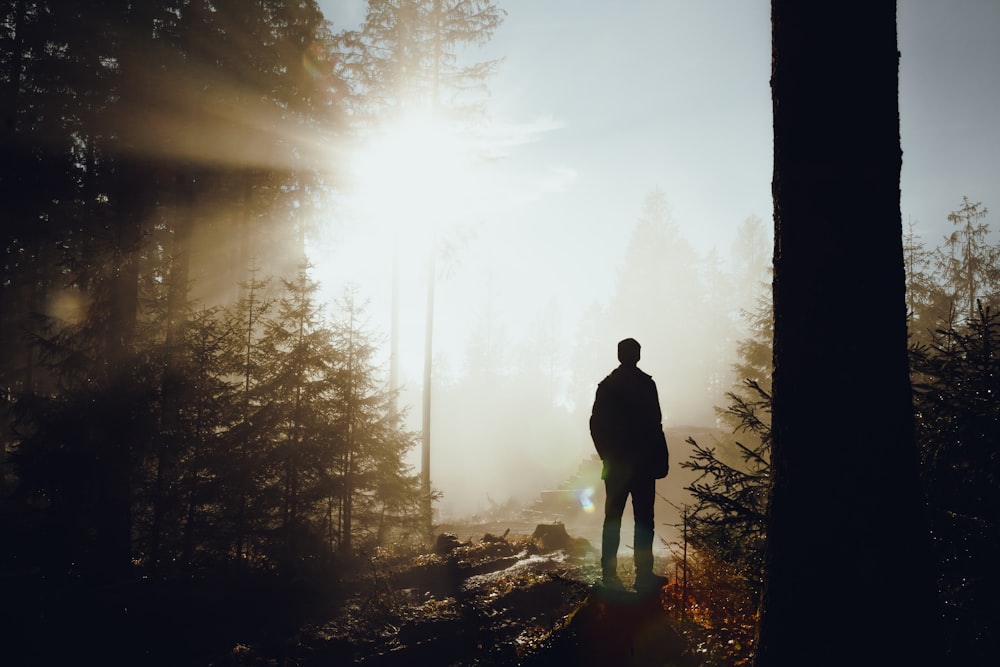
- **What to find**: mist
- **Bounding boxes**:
[305,0,1000,523]
[299,0,776,519]
[312,187,771,520]
[4,1,999,663]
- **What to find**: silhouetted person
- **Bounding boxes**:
[589,338,669,592]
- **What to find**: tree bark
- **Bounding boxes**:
[759,2,939,665]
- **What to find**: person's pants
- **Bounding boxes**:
[601,472,655,577]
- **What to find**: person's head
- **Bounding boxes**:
[617,338,641,366]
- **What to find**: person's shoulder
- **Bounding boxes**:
[595,373,614,393]
[628,366,655,381]
[632,367,656,387]
[603,367,629,384]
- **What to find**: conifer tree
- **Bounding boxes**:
[174,306,238,563]
[218,269,279,561]
[328,285,421,552]
[911,305,1000,663]
[257,264,339,566]
[338,0,505,119]
[935,197,997,324]
[9,280,160,577]
[607,188,712,423]
[903,219,943,342]
[683,291,772,589]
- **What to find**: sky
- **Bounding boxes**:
[314,0,773,377]
[311,0,1000,513]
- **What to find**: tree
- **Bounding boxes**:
[730,215,771,317]
[760,3,938,665]
[684,292,772,585]
[1,0,352,579]
[903,218,943,342]
[8,283,160,578]
[213,268,280,561]
[911,305,1000,664]
[0,0,349,573]
[935,197,997,324]
[338,0,505,120]
[256,265,341,567]
[665,292,774,667]
[172,306,239,564]
[337,0,504,532]
[703,245,739,401]
[606,188,713,424]
[327,285,421,552]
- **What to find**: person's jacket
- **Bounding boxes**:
[589,364,667,479]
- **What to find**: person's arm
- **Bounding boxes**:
[651,380,663,426]
[590,382,612,460]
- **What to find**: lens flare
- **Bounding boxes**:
[577,487,595,513]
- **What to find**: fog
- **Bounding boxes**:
[313,189,770,518]
[310,0,1000,519]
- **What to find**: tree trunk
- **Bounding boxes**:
[97,158,144,582]
[759,2,938,664]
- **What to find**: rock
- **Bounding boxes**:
[532,522,594,556]
[481,529,510,543]
[532,523,571,552]
[432,532,466,555]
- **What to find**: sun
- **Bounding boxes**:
[347,111,481,248]
[310,110,493,387]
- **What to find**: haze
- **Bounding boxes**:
[309,0,1000,518]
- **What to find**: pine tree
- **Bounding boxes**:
[174,306,239,563]
[683,291,772,592]
[257,264,339,566]
[1,0,352,578]
[911,305,1000,663]
[903,218,944,343]
[606,188,712,424]
[338,0,505,120]
[935,197,997,324]
[328,285,421,552]
[9,282,160,577]
[218,268,279,561]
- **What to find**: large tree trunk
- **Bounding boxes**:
[759,2,938,664]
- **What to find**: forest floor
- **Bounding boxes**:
[207,523,697,667]
[7,445,713,666]
[5,521,696,667]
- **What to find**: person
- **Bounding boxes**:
[589,337,670,592]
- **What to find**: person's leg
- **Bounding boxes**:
[602,472,629,582]
[631,476,656,577]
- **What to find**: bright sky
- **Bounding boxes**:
[312,0,1000,509]
[315,0,1000,372]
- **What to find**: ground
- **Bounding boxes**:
[7,445,714,666]
[4,523,701,667]
[210,524,697,667]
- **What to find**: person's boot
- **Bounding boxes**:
[632,542,665,593]
[601,554,625,590]
[634,571,669,593]
[602,570,626,590]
